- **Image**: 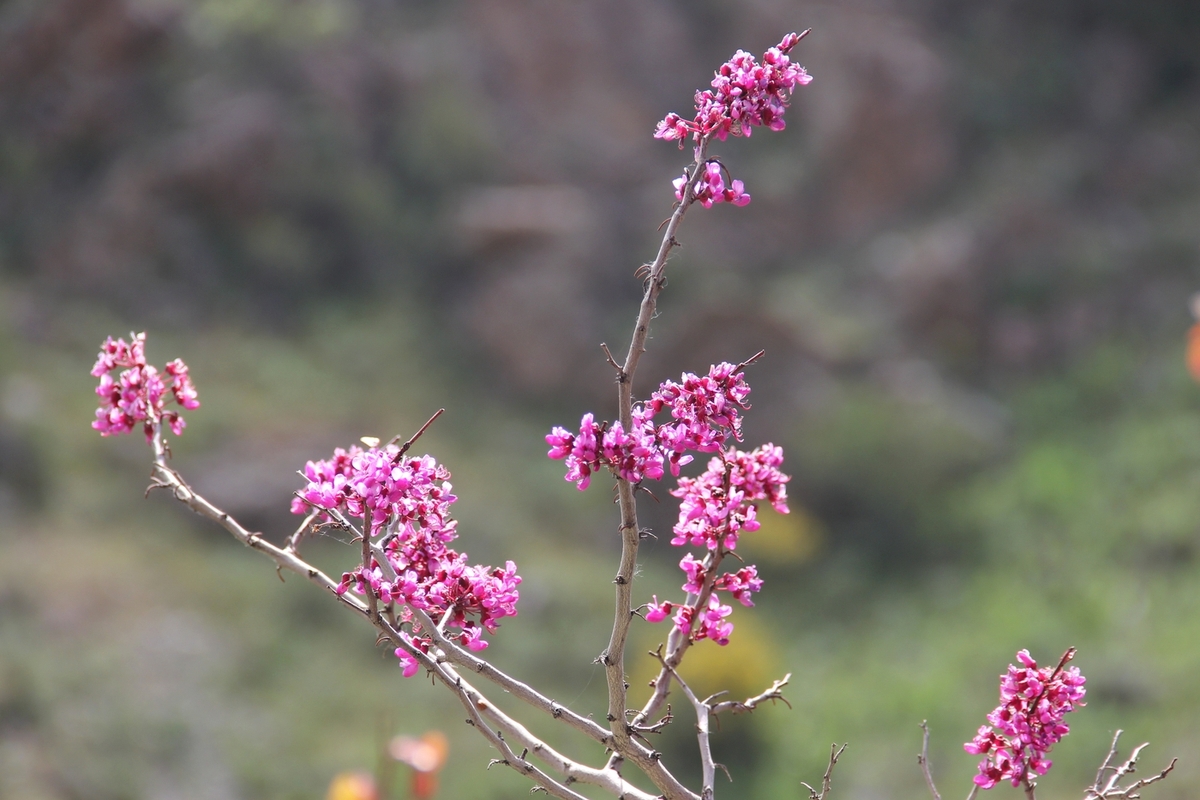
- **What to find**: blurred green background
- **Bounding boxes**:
[2,0,1199,797]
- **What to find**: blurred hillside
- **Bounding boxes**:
[2,0,1200,798]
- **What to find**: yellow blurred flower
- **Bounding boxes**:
[326,771,377,800]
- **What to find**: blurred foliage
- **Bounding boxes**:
[2,0,1200,798]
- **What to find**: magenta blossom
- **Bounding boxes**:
[551,362,789,647]
[965,648,1087,789]
[673,162,752,208]
[670,443,789,551]
[91,333,200,441]
[654,32,812,147]
[296,442,521,670]
[654,32,811,207]
[547,362,757,489]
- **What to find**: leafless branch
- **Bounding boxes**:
[655,656,716,800]
[146,424,368,618]
[918,721,942,800]
[388,407,445,455]
[710,674,792,716]
[801,743,847,800]
[1083,731,1177,799]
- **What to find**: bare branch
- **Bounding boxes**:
[285,508,319,554]
[918,721,942,800]
[710,674,791,716]
[1083,732,1177,799]
[801,743,848,800]
[658,659,716,800]
[405,606,614,747]
[388,407,445,455]
[146,426,367,618]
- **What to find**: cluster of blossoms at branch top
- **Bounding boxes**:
[964,648,1087,790]
[655,31,812,208]
[547,363,789,645]
[293,444,521,676]
[91,332,200,440]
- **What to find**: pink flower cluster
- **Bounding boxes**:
[91,333,200,441]
[547,362,754,490]
[293,443,521,670]
[671,444,789,551]
[645,561,763,646]
[964,649,1087,789]
[654,32,811,147]
[673,162,751,208]
[548,363,790,646]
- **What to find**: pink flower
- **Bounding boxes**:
[395,639,423,678]
[653,34,811,146]
[670,443,790,551]
[297,443,521,658]
[645,596,673,623]
[965,649,1086,789]
[600,408,665,484]
[691,595,734,646]
[654,33,809,208]
[679,553,707,594]
[546,413,603,490]
[548,364,789,648]
[673,162,753,209]
[715,565,762,607]
[91,333,199,441]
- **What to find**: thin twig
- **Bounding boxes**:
[1083,732,1177,799]
[654,654,715,800]
[600,343,622,372]
[1093,730,1124,790]
[406,606,697,800]
[285,508,319,554]
[146,424,368,617]
[710,674,792,716]
[801,743,847,800]
[918,721,942,800]
[388,407,445,455]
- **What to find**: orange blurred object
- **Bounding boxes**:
[326,771,378,800]
[1189,322,1200,383]
[390,731,449,799]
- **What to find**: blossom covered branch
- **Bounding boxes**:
[88,25,1185,800]
[964,648,1086,791]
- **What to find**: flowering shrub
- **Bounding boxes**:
[92,31,1177,800]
